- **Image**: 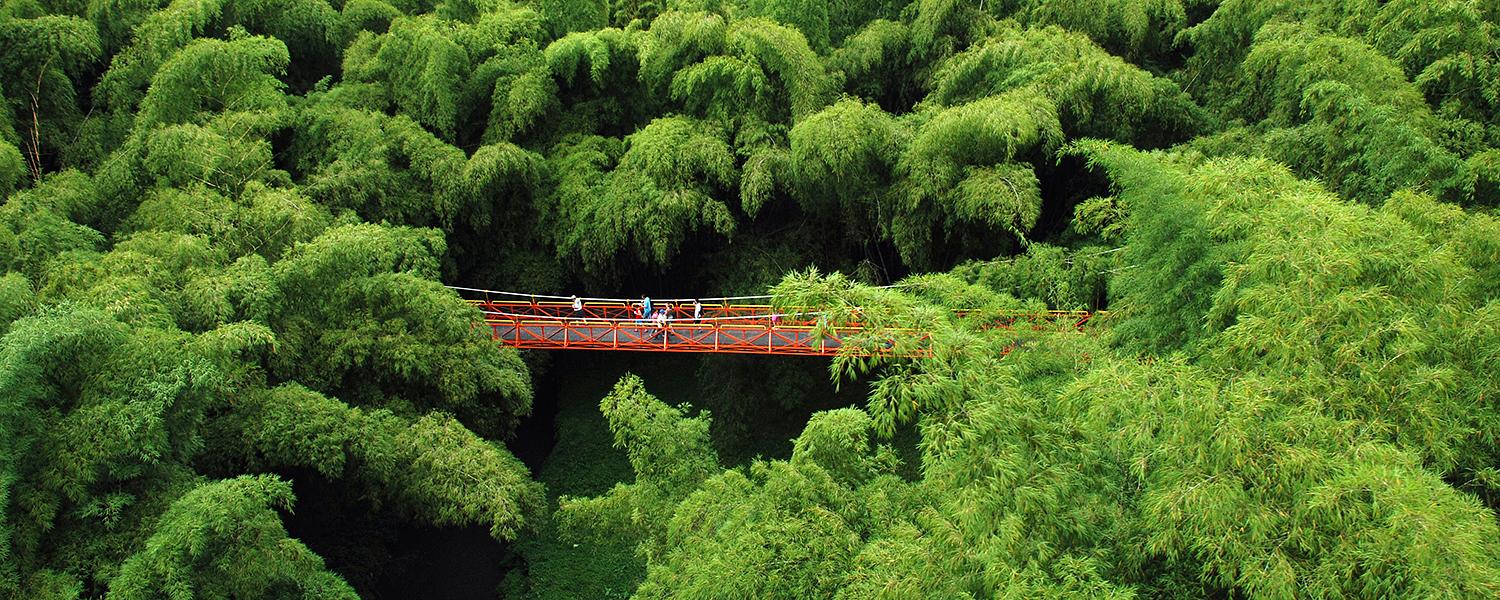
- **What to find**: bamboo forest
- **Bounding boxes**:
[2,0,1500,598]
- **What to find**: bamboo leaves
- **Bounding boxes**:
[556,375,717,553]
[544,117,738,275]
[107,475,358,599]
[235,384,545,539]
[2,0,1500,596]
[894,90,1058,266]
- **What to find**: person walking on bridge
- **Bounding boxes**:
[642,296,653,320]
[692,299,702,321]
[571,295,582,314]
[649,307,668,341]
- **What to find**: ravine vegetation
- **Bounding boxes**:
[1,0,1498,598]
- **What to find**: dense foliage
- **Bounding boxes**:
[2,0,1498,597]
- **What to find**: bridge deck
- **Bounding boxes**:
[465,296,1094,356]
[488,319,857,356]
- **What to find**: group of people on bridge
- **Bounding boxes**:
[568,296,710,321]
[569,295,713,341]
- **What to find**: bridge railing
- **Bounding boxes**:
[460,292,1099,357]
[482,316,929,357]
[467,299,1098,328]
[469,299,806,322]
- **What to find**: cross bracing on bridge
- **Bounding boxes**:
[467,297,893,356]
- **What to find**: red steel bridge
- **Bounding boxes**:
[453,287,1097,357]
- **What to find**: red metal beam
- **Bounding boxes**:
[469,299,1094,357]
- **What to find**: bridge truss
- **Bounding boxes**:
[457,288,1097,357]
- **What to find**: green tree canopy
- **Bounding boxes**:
[107,475,357,600]
[4,0,1500,596]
